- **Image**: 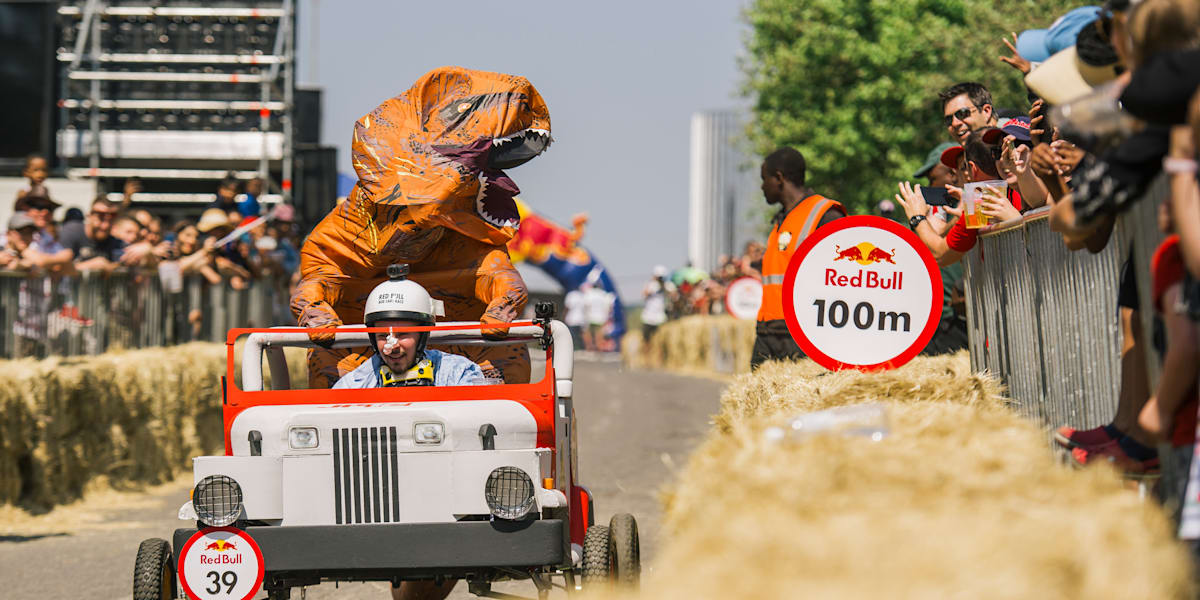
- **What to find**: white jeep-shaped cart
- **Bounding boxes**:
[132,313,639,599]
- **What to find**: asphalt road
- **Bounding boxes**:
[0,357,724,600]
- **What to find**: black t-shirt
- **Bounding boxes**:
[59,224,125,262]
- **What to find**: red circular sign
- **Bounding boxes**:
[178,527,266,600]
[781,215,942,371]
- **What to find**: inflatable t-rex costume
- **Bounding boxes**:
[291,66,551,388]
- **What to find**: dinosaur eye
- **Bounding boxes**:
[457,102,472,113]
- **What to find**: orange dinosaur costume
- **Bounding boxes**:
[291,66,551,388]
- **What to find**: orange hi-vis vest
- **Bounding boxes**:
[757,194,844,322]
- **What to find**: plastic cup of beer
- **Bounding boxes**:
[962,180,1007,229]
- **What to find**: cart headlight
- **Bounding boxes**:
[413,422,444,445]
[484,466,535,520]
[193,475,243,527]
[288,426,319,449]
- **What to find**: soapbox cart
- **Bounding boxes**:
[132,313,640,599]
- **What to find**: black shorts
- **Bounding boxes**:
[751,320,805,370]
[642,323,660,341]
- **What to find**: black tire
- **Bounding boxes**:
[581,524,611,588]
[608,514,640,589]
[133,538,176,600]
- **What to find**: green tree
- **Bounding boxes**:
[741,0,1078,215]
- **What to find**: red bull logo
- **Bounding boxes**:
[205,540,237,552]
[834,243,896,266]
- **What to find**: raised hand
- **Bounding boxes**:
[999,32,1032,74]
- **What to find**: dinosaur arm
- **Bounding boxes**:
[290,253,347,344]
[476,248,528,337]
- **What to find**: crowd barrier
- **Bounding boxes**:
[962,176,1168,429]
[0,270,293,359]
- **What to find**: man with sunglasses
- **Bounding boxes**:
[58,196,125,271]
[940,82,998,144]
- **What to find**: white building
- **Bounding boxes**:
[688,110,760,273]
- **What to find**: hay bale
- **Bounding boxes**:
[621,355,1195,599]
[622,315,756,374]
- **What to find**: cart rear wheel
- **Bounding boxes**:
[133,538,176,600]
[581,524,611,588]
[608,513,640,589]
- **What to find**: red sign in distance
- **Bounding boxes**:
[781,215,942,371]
[725,276,763,320]
[178,527,265,600]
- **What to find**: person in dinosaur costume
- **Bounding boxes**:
[292,66,551,389]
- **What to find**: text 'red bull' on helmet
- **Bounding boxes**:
[363,264,446,355]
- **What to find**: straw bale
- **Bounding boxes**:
[0,341,305,509]
[622,315,755,374]
[613,355,1194,599]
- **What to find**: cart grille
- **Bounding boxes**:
[332,426,401,524]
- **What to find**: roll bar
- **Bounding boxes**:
[240,321,574,393]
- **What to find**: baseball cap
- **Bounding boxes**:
[982,116,1033,144]
[1016,6,1103,63]
[8,212,37,231]
[1026,48,1121,105]
[939,145,965,170]
[914,142,958,178]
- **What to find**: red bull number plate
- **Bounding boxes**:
[782,215,942,370]
[178,527,265,600]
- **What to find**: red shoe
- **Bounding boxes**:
[1070,443,1160,477]
[1054,425,1117,450]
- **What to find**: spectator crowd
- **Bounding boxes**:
[1,164,303,356]
[640,0,1200,526]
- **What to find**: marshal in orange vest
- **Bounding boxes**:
[757,194,844,322]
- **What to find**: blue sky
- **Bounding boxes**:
[297,0,750,298]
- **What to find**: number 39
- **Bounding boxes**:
[205,570,238,594]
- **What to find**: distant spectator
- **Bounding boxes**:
[582,282,615,352]
[239,177,264,217]
[197,208,251,289]
[59,208,85,249]
[877,199,896,220]
[169,220,221,284]
[15,153,50,203]
[59,197,124,270]
[1,213,71,357]
[110,215,158,267]
[563,287,587,350]
[15,193,69,267]
[210,175,240,213]
[641,265,674,345]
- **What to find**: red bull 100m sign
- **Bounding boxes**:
[782,216,942,371]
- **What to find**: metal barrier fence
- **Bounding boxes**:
[963,176,1168,429]
[0,270,293,359]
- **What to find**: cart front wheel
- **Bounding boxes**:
[581,524,611,588]
[133,538,176,600]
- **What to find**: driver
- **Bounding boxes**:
[333,265,484,389]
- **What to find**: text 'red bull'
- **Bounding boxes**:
[825,270,903,290]
[199,553,244,565]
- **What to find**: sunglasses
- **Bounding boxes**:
[943,106,977,127]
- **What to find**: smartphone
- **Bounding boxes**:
[921,186,955,207]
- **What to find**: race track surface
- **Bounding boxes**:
[0,357,724,600]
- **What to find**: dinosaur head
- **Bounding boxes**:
[348,67,551,250]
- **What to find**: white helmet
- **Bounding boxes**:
[364,265,445,350]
